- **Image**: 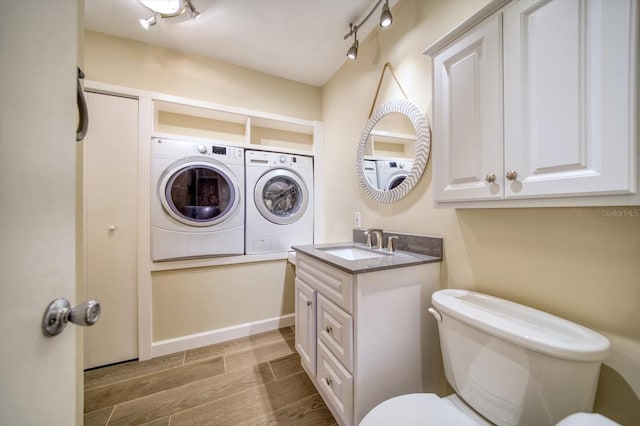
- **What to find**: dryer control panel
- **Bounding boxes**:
[246,150,312,169]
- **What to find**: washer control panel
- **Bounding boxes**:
[153,138,244,163]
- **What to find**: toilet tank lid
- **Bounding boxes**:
[432,289,610,362]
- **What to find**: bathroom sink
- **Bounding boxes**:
[318,246,391,261]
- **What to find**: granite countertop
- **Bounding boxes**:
[292,242,441,274]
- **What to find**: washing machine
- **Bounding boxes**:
[376,158,414,190]
[245,150,313,254]
[151,137,245,261]
[363,159,379,188]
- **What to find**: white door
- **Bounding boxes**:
[84,93,139,369]
[0,1,80,425]
[503,0,637,198]
[432,13,503,202]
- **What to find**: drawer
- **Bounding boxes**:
[317,341,353,426]
[317,294,353,372]
[297,253,354,313]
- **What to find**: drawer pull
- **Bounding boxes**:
[306,300,312,306]
[325,326,333,334]
[325,377,333,386]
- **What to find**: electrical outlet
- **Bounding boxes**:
[354,211,362,228]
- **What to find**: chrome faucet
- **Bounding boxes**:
[387,235,398,253]
[364,228,383,250]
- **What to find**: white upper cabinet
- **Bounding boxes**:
[425,0,639,207]
[432,13,503,202]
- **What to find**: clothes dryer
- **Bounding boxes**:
[151,137,244,261]
[245,150,313,254]
[376,158,413,190]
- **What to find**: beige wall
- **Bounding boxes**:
[84,31,322,121]
[321,0,640,423]
[152,261,295,341]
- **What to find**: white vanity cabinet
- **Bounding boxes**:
[425,0,639,207]
[294,253,440,426]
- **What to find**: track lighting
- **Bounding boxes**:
[343,0,393,60]
[138,0,201,29]
[379,0,392,28]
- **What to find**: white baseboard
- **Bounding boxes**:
[151,314,295,358]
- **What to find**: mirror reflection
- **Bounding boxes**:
[363,112,417,191]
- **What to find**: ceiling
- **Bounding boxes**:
[84,0,398,87]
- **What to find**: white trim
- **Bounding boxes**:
[422,0,511,56]
[435,192,640,209]
[151,314,295,358]
[149,251,288,272]
[138,97,154,361]
[313,121,326,243]
[84,80,316,128]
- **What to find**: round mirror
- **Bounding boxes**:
[356,99,431,203]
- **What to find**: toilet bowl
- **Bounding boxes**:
[360,289,614,426]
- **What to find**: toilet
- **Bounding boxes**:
[360,289,617,426]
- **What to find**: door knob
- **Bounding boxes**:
[506,170,518,181]
[42,298,101,337]
[485,173,496,183]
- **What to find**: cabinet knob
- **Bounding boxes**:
[325,326,333,334]
[306,300,312,306]
[506,170,518,181]
[325,377,332,386]
[485,173,496,183]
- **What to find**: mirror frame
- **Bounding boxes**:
[356,99,431,203]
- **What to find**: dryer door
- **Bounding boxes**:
[387,173,408,190]
[254,169,309,225]
[159,159,240,227]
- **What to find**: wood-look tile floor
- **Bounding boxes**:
[84,327,337,426]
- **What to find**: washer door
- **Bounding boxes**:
[159,159,240,227]
[254,169,309,225]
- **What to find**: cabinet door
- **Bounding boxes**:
[295,278,317,375]
[503,0,637,198]
[433,12,503,202]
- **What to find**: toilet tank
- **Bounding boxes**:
[431,289,610,426]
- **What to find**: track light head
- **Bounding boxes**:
[380,0,392,28]
[347,39,359,60]
[140,13,157,30]
[138,0,201,28]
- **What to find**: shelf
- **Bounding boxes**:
[367,129,416,159]
[152,100,316,154]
